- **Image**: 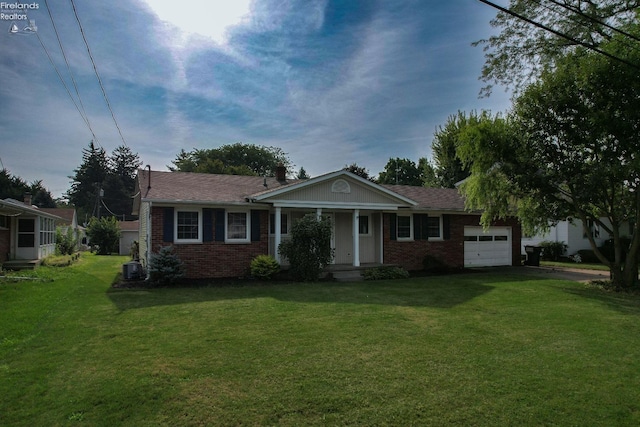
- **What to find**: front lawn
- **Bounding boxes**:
[2,254,640,425]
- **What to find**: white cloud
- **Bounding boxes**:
[142,0,251,44]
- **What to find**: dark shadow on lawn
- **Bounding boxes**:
[106,270,549,313]
[562,286,640,316]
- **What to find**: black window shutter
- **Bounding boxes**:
[203,208,213,242]
[163,207,174,242]
[214,209,225,242]
[251,210,261,242]
[414,214,429,240]
[442,214,451,240]
[389,213,397,241]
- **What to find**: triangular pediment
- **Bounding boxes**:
[252,170,416,209]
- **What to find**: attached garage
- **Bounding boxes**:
[464,226,512,267]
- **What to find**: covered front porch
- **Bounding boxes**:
[268,208,385,268]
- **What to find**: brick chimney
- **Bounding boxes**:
[275,164,286,182]
[24,193,32,206]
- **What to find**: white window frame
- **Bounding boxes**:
[427,215,443,241]
[174,209,202,243]
[269,213,289,235]
[226,210,250,243]
[397,214,413,241]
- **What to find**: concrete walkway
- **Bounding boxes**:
[518,265,610,282]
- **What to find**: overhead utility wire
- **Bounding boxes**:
[533,0,640,56]
[69,0,128,147]
[543,0,640,44]
[43,0,97,140]
[27,11,100,145]
[477,0,640,71]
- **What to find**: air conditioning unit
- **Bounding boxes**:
[122,261,143,280]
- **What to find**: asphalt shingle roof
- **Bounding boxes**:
[137,169,467,211]
[138,170,297,204]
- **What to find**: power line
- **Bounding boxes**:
[477,0,640,72]
[69,0,128,148]
[29,18,101,145]
[534,0,640,57]
[43,0,96,140]
[542,0,640,44]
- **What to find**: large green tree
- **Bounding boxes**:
[102,146,142,220]
[344,163,373,181]
[170,143,293,177]
[67,142,141,223]
[67,141,109,222]
[476,0,640,95]
[430,112,478,188]
[377,158,424,186]
[458,41,640,288]
[0,170,55,207]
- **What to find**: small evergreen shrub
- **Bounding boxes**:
[539,241,568,261]
[148,246,185,286]
[363,266,410,281]
[250,255,280,280]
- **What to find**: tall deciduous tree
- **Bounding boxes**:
[377,158,423,186]
[431,112,475,188]
[476,0,640,95]
[169,143,293,177]
[458,41,640,288]
[344,163,372,181]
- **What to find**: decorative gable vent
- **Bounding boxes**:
[331,179,351,194]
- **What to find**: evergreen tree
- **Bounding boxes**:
[0,169,55,207]
[66,141,110,223]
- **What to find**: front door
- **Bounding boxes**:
[15,217,37,260]
[333,212,353,264]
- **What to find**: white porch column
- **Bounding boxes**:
[353,209,360,267]
[274,207,282,263]
[316,208,322,219]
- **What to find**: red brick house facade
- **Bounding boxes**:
[134,169,522,280]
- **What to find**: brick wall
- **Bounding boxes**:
[383,213,521,271]
[0,229,9,264]
[150,207,269,279]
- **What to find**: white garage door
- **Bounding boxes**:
[464,227,512,267]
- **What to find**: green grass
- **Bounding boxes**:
[2,254,640,425]
[541,260,611,271]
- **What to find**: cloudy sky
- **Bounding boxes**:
[0,0,511,198]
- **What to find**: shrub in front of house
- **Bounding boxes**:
[363,266,410,280]
[539,241,568,261]
[278,214,334,282]
[56,228,77,255]
[148,245,185,286]
[250,255,280,280]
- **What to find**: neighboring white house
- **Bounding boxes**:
[39,207,86,252]
[521,219,615,255]
[0,196,61,268]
